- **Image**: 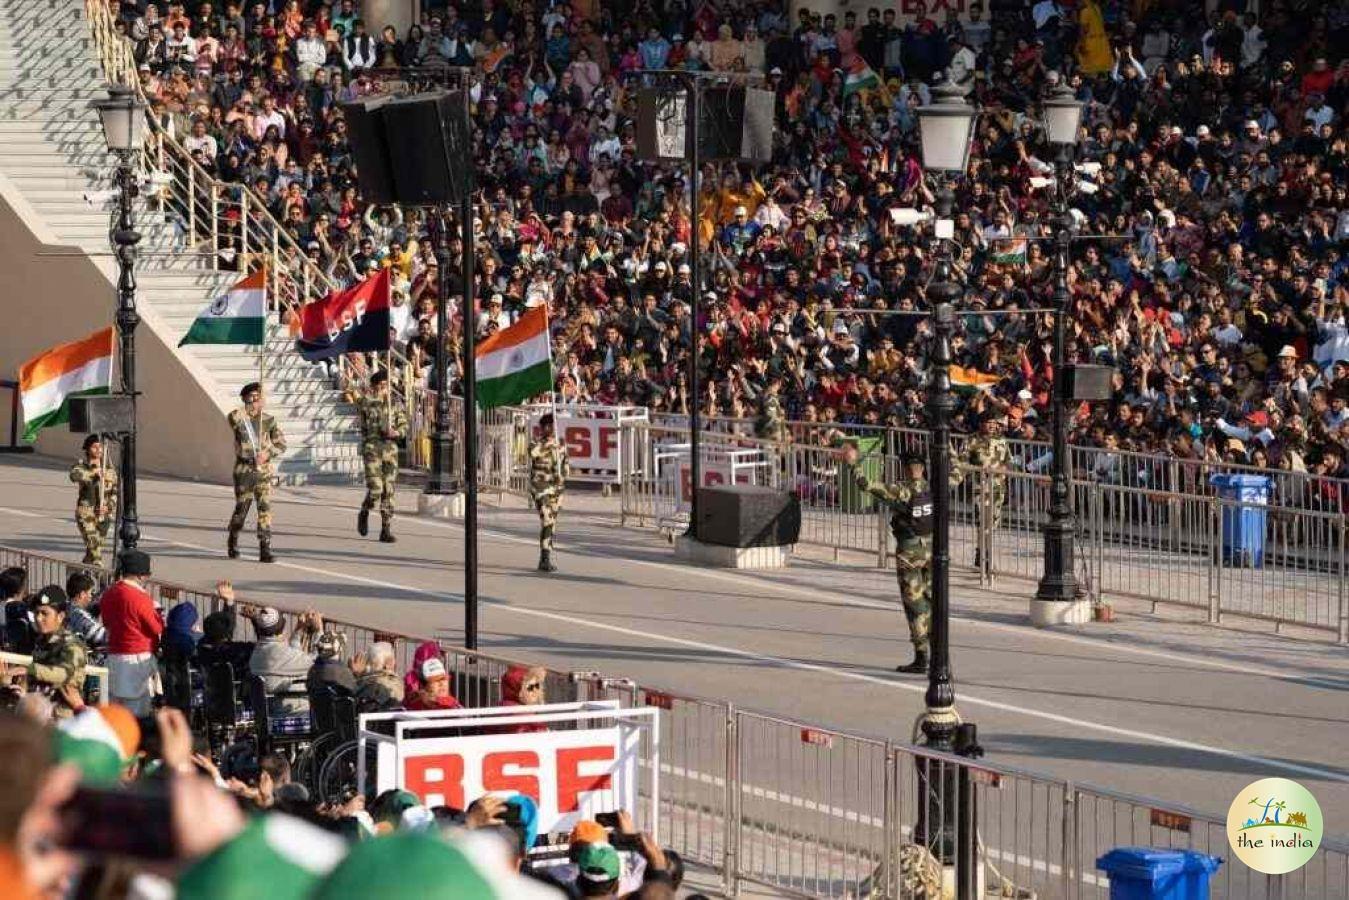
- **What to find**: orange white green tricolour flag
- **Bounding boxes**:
[19,327,115,442]
[474,304,552,409]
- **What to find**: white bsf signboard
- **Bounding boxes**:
[524,403,648,484]
[360,702,659,838]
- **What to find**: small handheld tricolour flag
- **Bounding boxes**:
[475,305,552,409]
[178,270,268,347]
[19,327,114,442]
[950,365,1001,394]
[295,268,392,362]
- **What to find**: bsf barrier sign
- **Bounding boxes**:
[524,403,649,485]
[359,701,660,837]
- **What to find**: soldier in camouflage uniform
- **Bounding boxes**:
[955,414,1011,567]
[227,381,287,563]
[851,449,934,674]
[351,371,408,543]
[69,434,118,566]
[27,586,88,718]
[754,377,790,443]
[529,412,570,573]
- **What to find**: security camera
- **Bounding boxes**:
[142,171,175,188]
[82,189,120,206]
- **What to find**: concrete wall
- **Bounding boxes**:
[0,176,234,484]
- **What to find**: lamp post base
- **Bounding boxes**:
[1029,597,1093,626]
[674,535,790,569]
[418,491,466,519]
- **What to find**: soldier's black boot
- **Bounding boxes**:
[895,649,929,674]
[227,529,240,560]
[538,550,556,573]
[972,548,982,568]
[259,539,275,563]
[379,523,396,544]
[357,507,370,537]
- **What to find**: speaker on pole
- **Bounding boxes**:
[340,95,397,205]
[699,86,775,162]
[68,396,135,435]
[381,90,471,206]
[635,88,689,162]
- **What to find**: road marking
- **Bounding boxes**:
[91,521,1349,787]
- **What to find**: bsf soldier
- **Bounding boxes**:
[69,434,118,565]
[850,448,933,674]
[351,371,408,543]
[528,412,569,573]
[27,586,88,719]
[955,414,1011,567]
[754,377,790,443]
[227,381,287,563]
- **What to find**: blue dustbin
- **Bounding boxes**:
[1209,473,1272,567]
[1097,847,1222,900]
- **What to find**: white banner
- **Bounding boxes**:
[393,724,642,835]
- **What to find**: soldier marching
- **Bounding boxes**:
[350,370,408,543]
[528,412,569,573]
[69,434,118,566]
[227,381,287,563]
[955,413,1011,567]
[848,447,934,674]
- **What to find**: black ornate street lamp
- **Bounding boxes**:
[91,84,145,553]
[1035,82,1085,608]
[913,81,982,896]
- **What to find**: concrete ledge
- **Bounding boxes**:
[417,491,466,519]
[1029,597,1093,627]
[674,536,790,569]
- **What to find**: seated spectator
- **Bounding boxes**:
[247,607,320,715]
[1,565,30,653]
[195,581,255,676]
[351,640,403,712]
[26,587,86,720]
[62,572,105,650]
[403,657,462,711]
[304,631,357,697]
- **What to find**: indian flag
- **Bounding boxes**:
[842,58,881,97]
[475,304,552,409]
[178,269,267,346]
[950,365,1000,393]
[990,237,1028,266]
[19,327,114,442]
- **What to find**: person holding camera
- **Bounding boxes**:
[246,607,321,716]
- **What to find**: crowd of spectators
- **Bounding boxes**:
[0,552,690,898]
[115,0,1349,492]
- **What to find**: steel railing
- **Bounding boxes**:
[2,543,1344,899]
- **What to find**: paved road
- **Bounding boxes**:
[3,457,1348,870]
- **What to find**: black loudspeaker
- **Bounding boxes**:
[340,95,397,205]
[68,396,135,434]
[380,90,470,206]
[1063,364,1115,401]
[695,485,800,548]
[636,88,689,162]
[699,86,775,163]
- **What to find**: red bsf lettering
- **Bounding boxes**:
[564,425,619,461]
[402,745,616,812]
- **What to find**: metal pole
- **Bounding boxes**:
[462,88,479,651]
[916,185,962,864]
[114,152,141,552]
[686,75,703,539]
[1036,144,1079,604]
[426,208,457,494]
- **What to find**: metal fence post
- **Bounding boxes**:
[1339,514,1347,645]
[1208,496,1222,625]
[883,742,896,899]
[877,500,889,569]
[722,703,738,898]
[1062,784,1077,900]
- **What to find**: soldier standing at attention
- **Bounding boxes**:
[351,371,408,543]
[529,412,569,573]
[27,586,88,718]
[69,434,118,566]
[227,381,287,563]
[847,448,934,674]
[956,414,1011,567]
[754,376,790,443]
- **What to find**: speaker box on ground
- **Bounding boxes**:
[1063,364,1114,401]
[380,90,471,206]
[695,484,800,548]
[339,95,397,205]
[68,395,135,434]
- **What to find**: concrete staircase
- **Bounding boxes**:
[0,0,360,485]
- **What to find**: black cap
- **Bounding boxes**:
[82,434,103,451]
[902,451,926,467]
[240,381,262,401]
[539,412,555,428]
[29,585,69,613]
[119,549,152,577]
[370,370,389,386]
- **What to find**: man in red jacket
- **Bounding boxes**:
[100,550,164,715]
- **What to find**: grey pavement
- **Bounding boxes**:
[2,455,1348,853]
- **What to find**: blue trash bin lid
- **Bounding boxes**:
[1179,850,1222,874]
[1096,847,1189,880]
